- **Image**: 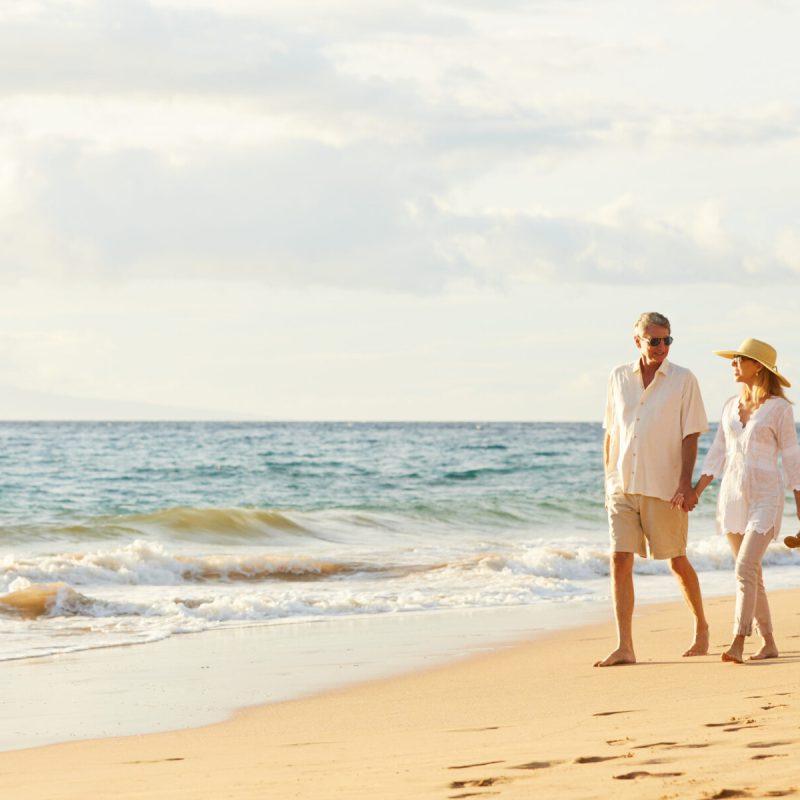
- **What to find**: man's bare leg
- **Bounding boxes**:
[595,552,636,667]
[670,555,709,656]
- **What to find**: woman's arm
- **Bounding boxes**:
[694,473,715,499]
[778,402,800,499]
[700,404,729,480]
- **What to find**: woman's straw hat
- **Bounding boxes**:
[713,338,791,387]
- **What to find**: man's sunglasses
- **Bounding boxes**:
[640,336,674,347]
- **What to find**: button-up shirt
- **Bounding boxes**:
[604,359,708,502]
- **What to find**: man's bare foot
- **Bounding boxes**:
[748,646,779,661]
[721,648,744,664]
[594,647,636,667]
[682,625,709,657]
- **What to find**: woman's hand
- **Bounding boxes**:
[671,487,698,511]
[669,491,684,510]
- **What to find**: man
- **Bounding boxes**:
[595,311,709,667]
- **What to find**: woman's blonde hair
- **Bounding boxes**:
[747,363,791,405]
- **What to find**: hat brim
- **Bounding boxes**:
[713,350,791,387]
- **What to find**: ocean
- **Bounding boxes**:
[2,421,799,664]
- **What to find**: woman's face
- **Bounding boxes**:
[732,355,762,385]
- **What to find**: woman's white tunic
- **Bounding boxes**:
[701,396,800,539]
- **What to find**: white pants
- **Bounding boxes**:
[727,530,773,637]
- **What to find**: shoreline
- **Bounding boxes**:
[0,599,608,753]
[1,588,798,798]
[3,563,800,754]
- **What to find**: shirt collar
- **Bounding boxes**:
[633,358,670,376]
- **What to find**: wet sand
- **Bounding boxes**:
[1,589,798,799]
[0,601,606,752]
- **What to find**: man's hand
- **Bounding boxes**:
[681,487,699,512]
[671,486,698,512]
[677,433,700,512]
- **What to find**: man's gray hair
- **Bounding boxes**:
[634,312,671,335]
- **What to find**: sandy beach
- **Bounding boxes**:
[1,589,798,799]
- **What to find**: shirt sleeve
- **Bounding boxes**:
[603,371,615,431]
[680,372,709,438]
[700,410,727,477]
[778,401,800,490]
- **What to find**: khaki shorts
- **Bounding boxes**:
[607,492,688,560]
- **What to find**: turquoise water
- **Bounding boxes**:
[0,421,606,531]
[1,421,797,661]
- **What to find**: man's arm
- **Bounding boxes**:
[673,433,700,511]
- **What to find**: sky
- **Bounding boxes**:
[1,0,800,421]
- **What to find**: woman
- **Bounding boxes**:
[694,338,800,663]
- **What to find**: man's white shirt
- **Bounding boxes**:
[604,359,708,503]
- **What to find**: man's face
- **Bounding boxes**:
[634,324,672,367]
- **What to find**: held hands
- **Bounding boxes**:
[670,486,699,512]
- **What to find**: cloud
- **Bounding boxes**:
[5,140,469,291]
[3,124,800,293]
[2,0,800,295]
[7,132,798,293]
[629,106,800,149]
[0,0,474,97]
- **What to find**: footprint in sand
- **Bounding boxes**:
[449,726,502,733]
[613,770,683,780]
[746,741,792,748]
[751,753,788,760]
[592,709,637,717]
[512,760,564,770]
[724,724,762,732]
[667,742,712,749]
[448,761,505,770]
[575,755,629,764]
[632,741,678,749]
[705,717,760,732]
[707,790,793,799]
[449,775,512,797]
[449,777,509,789]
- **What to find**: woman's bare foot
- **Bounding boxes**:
[722,634,745,664]
[683,625,709,657]
[594,647,636,667]
[721,649,744,664]
[748,645,779,661]
[721,637,745,663]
